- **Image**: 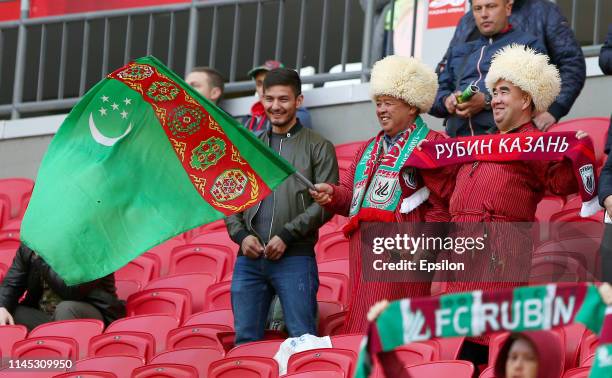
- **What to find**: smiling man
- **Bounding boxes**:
[225,68,338,344]
[310,55,454,333]
[429,0,545,137]
[440,44,588,368]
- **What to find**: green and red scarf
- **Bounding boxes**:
[354,283,608,378]
[344,116,430,236]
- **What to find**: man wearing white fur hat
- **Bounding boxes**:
[435,44,590,364]
[309,55,454,333]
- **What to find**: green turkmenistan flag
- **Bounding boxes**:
[21,56,295,285]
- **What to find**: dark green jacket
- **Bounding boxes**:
[0,244,125,325]
[225,122,339,256]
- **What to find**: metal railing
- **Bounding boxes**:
[0,0,376,119]
[1,0,608,120]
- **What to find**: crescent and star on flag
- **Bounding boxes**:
[88,94,134,147]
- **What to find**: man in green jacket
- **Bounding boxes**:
[225,68,339,344]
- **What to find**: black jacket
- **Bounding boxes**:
[0,244,125,325]
[438,0,586,122]
[430,27,544,137]
[600,24,612,76]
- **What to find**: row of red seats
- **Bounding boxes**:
[0,317,599,377]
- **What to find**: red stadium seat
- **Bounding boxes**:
[0,178,34,220]
[12,336,78,360]
[226,339,284,359]
[317,258,349,277]
[549,210,604,240]
[131,363,199,378]
[73,355,144,377]
[204,281,232,311]
[286,348,357,377]
[334,141,364,160]
[127,288,192,323]
[185,309,234,328]
[563,367,591,378]
[581,354,595,367]
[166,324,231,352]
[29,319,104,358]
[106,314,179,353]
[115,280,142,301]
[283,372,343,378]
[403,360,474,377]
[0,247,17,271]
[317,300,344,334]
[150,347,223,378]
[144,273,217,313]
[208,356,279,378]
[319,310,347,336]
[331,334,364,355]
[190,230,236,248]
[116,255,158,286]
[0,324,27,358]
[0,262,7,281]
[169,245,231,280]
[479,366,496,378]
[488,332,510,365]
[217,330,287,354]
[141,252,162,280]
[318,273,348,305]
[557,323,587,369]
[530,254,594,283]
[53,372,118,378]
[536,196,566,223]
[88,331,155,362]
[378,342,438,375]
[430,337,464,360]
[145,238,185,276]
[579,333,598,365]
[0,230,20,250]
[315,232,349,262]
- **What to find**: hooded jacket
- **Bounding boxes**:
[494,331,564,378]
[438,0,586,122]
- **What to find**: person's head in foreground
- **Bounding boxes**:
[248,60,285,100]
[262,68,303,131]
[485,44,561,133]
[185,67,225,104]
[369,55,438,137]
[494,331,563,378]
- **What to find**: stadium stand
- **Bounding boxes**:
[131,363,199,378]
[72,355,144,377]
[286,348,357,377]
[143,273,217,313]
[88,331,156,362]
[29,319,104,358]
[149,347,222,378]
[0,324,27,358]
[208,356,279,377]
[126,288,192,323]
[105,314,179,353]
[166,324,230,353]
[12,336,79,360]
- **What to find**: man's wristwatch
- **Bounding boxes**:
[484,93,492,111]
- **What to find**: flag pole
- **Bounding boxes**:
[293,171,316,191]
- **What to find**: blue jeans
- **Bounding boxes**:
[231,255,319,345]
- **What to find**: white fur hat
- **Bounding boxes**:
[369,55,438,113]
[485,44,561,113]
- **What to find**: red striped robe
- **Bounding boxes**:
[325,129,454,333]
